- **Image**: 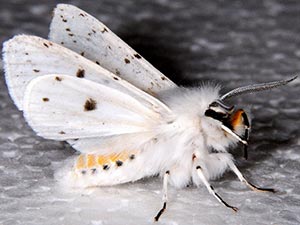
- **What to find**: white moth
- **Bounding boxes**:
[2,4,297,221]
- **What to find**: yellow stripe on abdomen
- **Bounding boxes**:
[74,151,137,174]
[76,154,86,170]
[87,154,97,168]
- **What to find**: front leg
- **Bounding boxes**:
[194,163,238,212]
[227,160,275,193]
[193,152,274,213]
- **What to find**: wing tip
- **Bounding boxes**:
[3,35,43,48]
[49,4,82,40]
[2,34,48,111]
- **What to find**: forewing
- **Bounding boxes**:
[67,132,156,154]
[3,35,170,113]
[49,4,176,95]
[23,75,164,140]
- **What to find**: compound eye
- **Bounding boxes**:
[204,108,228,122]
[205,100,234,122]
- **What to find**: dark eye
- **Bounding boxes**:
[205,100,234,122]
[204,108,228,122]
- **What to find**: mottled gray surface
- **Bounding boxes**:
[0,0,299,224]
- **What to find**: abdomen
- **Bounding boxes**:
[57,151,156,188]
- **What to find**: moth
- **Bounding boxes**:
[3,4,297,221]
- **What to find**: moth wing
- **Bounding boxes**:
[23,74,167,140]
[49,4,176,95]
[3,35,169,112]
[67,133,155,154]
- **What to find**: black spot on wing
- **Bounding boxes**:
[124,58,130,64]
[33,69,40,73]
[84,98,97,111]
[55,76,62,81]
[43,43,49,48]
[101,27,108,33]
[42,97,49,102]
[134,53,142,59]
[76,69,85,78]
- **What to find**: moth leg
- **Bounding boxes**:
[196,165,238,212]
[241,110,250,160]
[227,160,275,193]
[154,170,170,222]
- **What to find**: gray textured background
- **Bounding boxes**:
[0,0,299,224]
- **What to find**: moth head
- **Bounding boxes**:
[205,100,249,159]
[204,76,297,159]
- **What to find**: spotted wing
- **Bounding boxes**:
[49,4,176,96]
[3,35,170,111]
[23,74,168,141]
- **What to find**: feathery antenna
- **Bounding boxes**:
[220,76,297,101]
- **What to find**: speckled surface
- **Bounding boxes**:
[0,0,299,224]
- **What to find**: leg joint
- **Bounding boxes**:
[196,165,202,170]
